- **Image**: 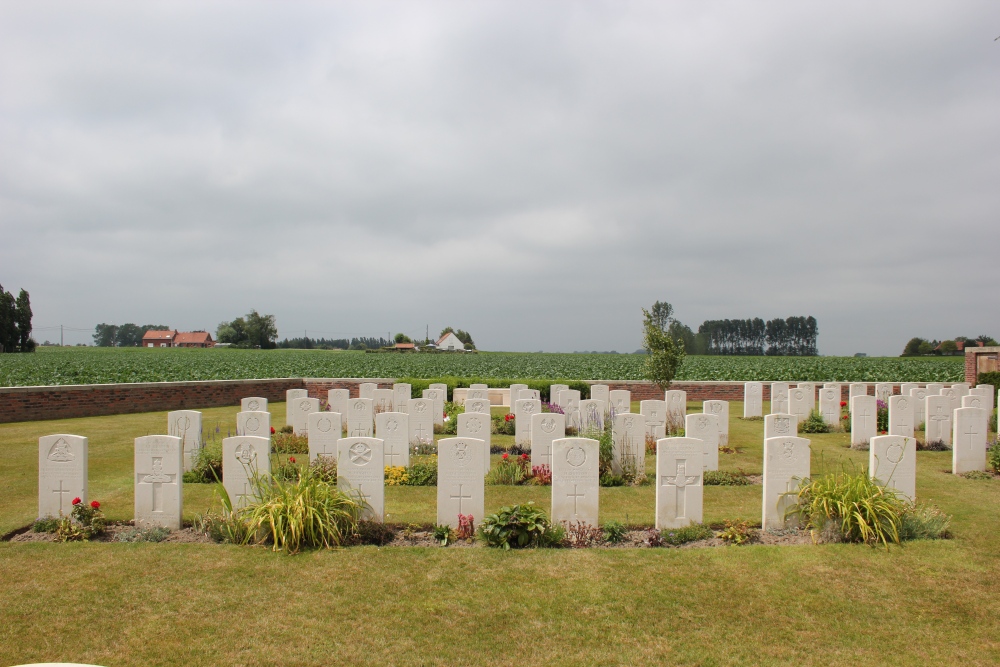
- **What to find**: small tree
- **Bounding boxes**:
[15,289,34,352]
[901,337,925,357]
[642,301,685,390]
[394,333,412,344]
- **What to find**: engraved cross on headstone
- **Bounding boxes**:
[962,422,979,453]
[138,457,174,513]
[386,444,403,466]
[414,423,430,444]
[52,479,72,515]
[450,484,472,514]
[661,459,699,519]
[857,407,872,430]
[567,484,585,515]
[929,407,950,438]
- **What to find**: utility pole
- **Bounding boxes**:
[60,325,64,347]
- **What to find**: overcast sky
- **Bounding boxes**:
[2,2,998,355]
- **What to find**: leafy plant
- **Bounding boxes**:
[645,528,664,547]
[799,409,831,434]
[56,498,107,542]
[899,504,952,540]
[642,300,686,390]
[183,441,223,484]
[530,464,552,485]
[272,456,302,481]
[661,523,714,545]
[988,442,1000,474]
[272,431,308,454]
[115,526,172,543]
[433,524,456,546]
[600,473,625,487]
[703,470,752,486]
[602,520,628,544]
[479,502,558,549]
[788,470,907,548]
[717,520,756,545]
[485,453,529,485]
[403,458,437,486]
[960,470,993,480]
[32,517,59,533]
[385,465,409,486]
[492,413,516,436]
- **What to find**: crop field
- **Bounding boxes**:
[0,346,964,387]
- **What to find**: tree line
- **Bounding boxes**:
[93,323,171,347]
[277,336,390,350]
[667,315,818,356]
[0,283,34,353]
[901,335,997,356]
[216,310,278,349]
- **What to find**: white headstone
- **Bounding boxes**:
[241,397,268,413]
[237,411,270,439]
[558,389,582,430]
[346,398,374,438]
[590,384,610,404]
[308,412,341,462]
[685,413,720,471]
[962,394,987,410]
[925,383,943,395]
[849,383,868,400]
[423,388,446,426]
[392,383,412,414]
[168,410,202,473]
[612,413,646,477]
[508,384,528,411]
[940,386,960,412]
[337,437,384,521]
[869,435,916,501]
[514,398,542,447]
[925,395,953,447]
[437,437,486,528]
[971,384,995,413]
[579,399,606,433]
[372,388,394,413]
[788,386,811,422]
[744,382,763,418]
[819,386,840,426]
[429,383,449,401]
[376,412,410,468]
[888,395,914,438]
[703,400,729,446]
[289,397,319,435]
[770,383,789,414]
[222,435,271,509]
[458,412,492,473]
[874,383,894,403]
[549,384,569,406]
[328,389,350,429]
[38,434,87,518]
[609,390,631,415]
[899,383,918,398]
[519,388,541,402]
[797,383,817,413]
[909,387,928,426]
[665,390,687,432]
[286,389,308,428]
[406,398,435,446]
[655,437,704,529]
[134,435,183,530]
[764,413,797,440]
[359,383,378,400]
[551,437,599,526]
[465,397,491,414]
[850,396,877,446]
[951,382,971,397]
[762,436,810,530]
[466,388,489,401]
[953,407,987,474]
[530,412,565,469]
[469,383,488,389]
[640,400,667,440]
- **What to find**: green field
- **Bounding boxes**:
[1,401,998,665]
[0,346,965,386]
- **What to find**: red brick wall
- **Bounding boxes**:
[0,378,885,423]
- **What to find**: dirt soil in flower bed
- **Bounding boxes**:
[8,522,213,544]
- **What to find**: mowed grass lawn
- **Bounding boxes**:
[1,402,999,666]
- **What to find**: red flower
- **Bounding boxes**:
[270,426,276,434]
[520,453,528,461]
[72,497,81,505]
[90,500,100,509]
[502,453,509,460]
[289,456,296,464]
[840,401,847,407]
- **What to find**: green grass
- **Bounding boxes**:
[2,400,999,666]
[0,346,964,386]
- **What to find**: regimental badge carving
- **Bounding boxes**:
[247,399,260,411]
[793,390,803,400]
[696,416,709,430]
[710,404,722,414]
[142,457,171,484]
[749,385,759,395]
[349,442,372,465]
[453,441,469,465]
[775,417,790,435]
[566,446,587,467]
[354,401,366,412]
[541,418,556,434]
[47,438,74,462]
[246,417,260,432]
[521,402,533,414]
[317,418,333,433]
[624,416,635,430]
[782,441,796,461]
[467,417,482,432]
[887,442,904,464]
[299,400,312,412]
[385,418,399,432]
[234,442,257,465]
[175,415,191,431]
[414,402,427,414]
[899,399,908,410]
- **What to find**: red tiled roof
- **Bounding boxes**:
[394,343,415,349]
[142,330,177,341]
[175,331,213,345]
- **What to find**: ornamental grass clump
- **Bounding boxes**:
[788,470,907,548]
[486,452,529,485]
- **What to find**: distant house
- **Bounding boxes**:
[141,330,215,348]
[436,332,465,351]
[394,342,416,351]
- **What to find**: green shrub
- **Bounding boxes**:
[899,504,952,540]
[479,502,560,549]
[184,442,223,484]
[717,520,756,545]
[441,402,462,435]
[799,410,831,434]
[491,413,515,436]
[789,470,907,547]
[32,517,59,533]
[602,520,628,544]
[988,442,1000,474]
[240,467,365,554]
[433,524,456,546]
[976,372,1000,390]
[485,454,529,485]
[661,523,714,545]
[272,431,308,454]
[960,470,993,480]
[115,526,172,543]
[599,473,625,487]
[703,470,752,486]
[403,458,437,486]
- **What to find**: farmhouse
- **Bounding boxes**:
[436,332,464,351]
[141,330,215,348]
